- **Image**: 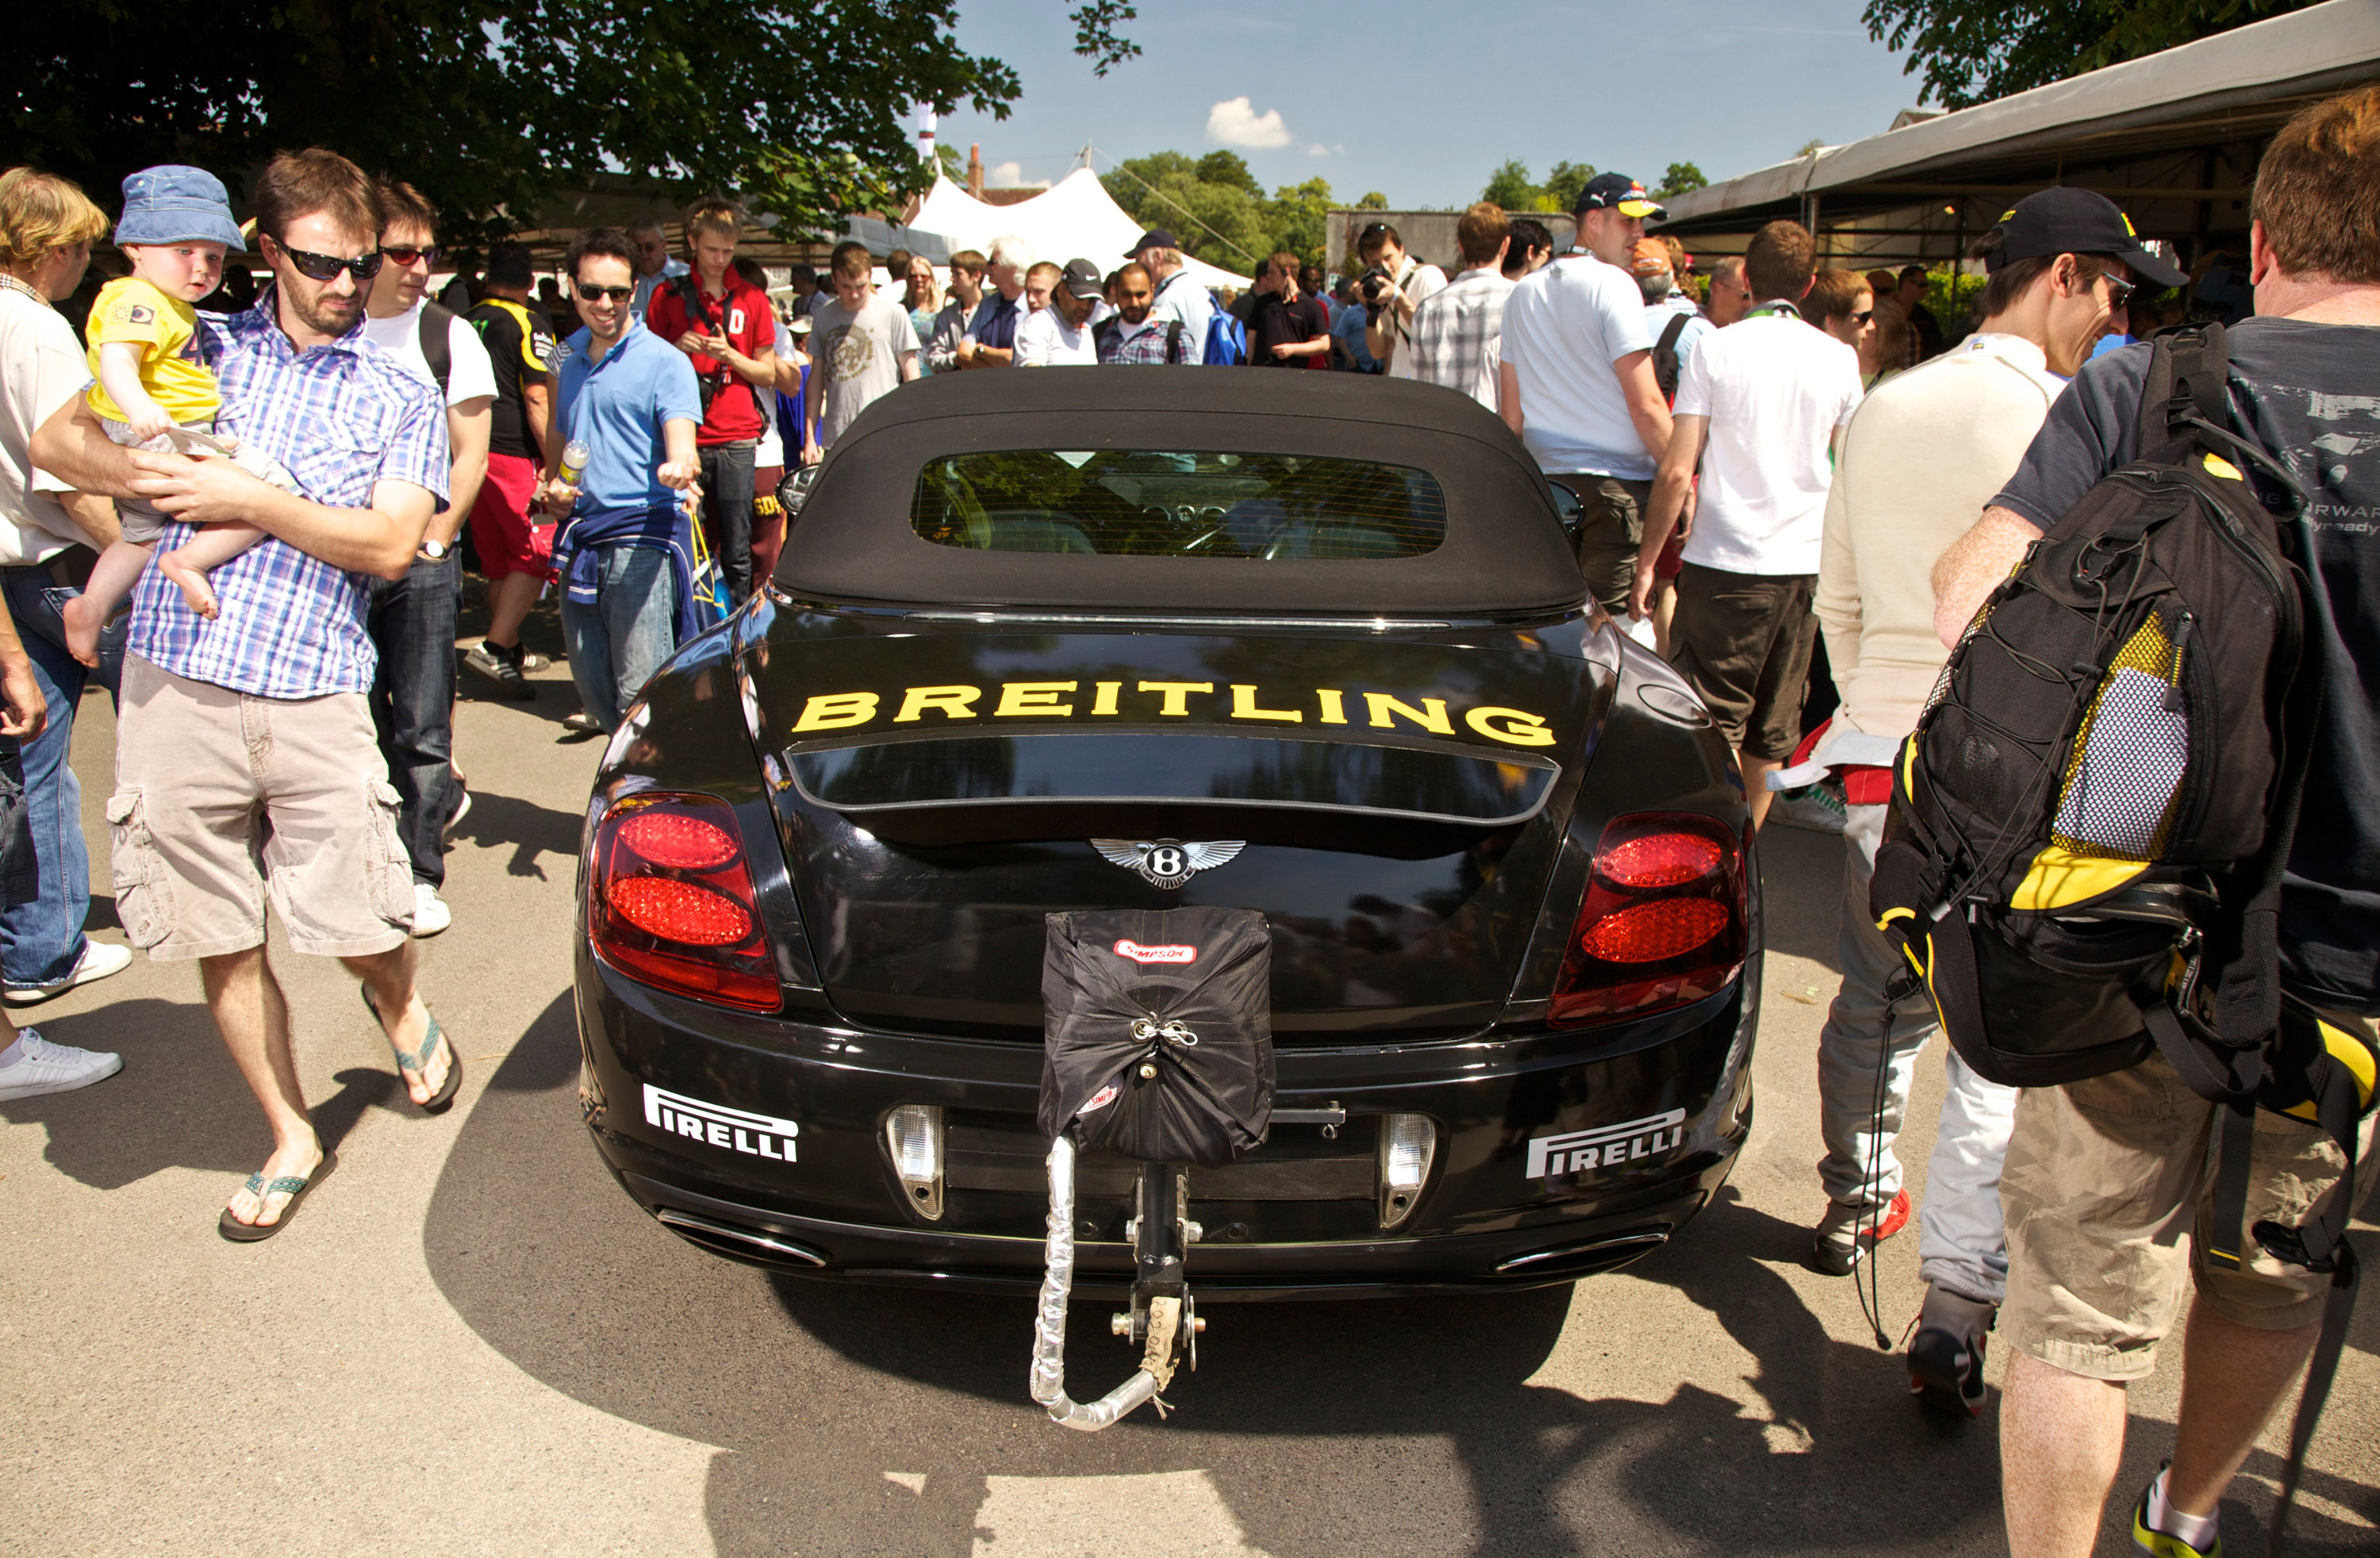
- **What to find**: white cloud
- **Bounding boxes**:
[986,161,1048,190]
[1207,98,1292,151]
[1306,143,1345,158]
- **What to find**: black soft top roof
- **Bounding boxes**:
[774,368,1584,616]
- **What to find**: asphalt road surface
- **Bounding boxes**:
[4,617,2374,1557]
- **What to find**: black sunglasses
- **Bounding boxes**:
[2097,274,2136,310]
[268,238,384,282]
[381,245,439,267]
[1850,309,1875,325]
[576,284,635,304]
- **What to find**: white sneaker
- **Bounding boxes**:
[411,883,453,938]
[563,711,603,735]
[2,940,134,1007]
[0,1028,123,1101]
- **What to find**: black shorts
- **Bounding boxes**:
[1667,564,1818,762]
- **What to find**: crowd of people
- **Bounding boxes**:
[0,78,2373,1558]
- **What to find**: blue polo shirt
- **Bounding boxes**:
[555,317,703,522]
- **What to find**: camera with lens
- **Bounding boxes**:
[1357,263,1395,308]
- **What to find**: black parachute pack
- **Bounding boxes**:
[1870,324,2374,1552]
[1038,908,1273,1167]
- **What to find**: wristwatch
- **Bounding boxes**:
[419,539,449,561]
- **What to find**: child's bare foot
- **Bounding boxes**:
[157,549,221,620]
[60,593,105,667]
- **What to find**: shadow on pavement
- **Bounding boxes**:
[446,789,585,881]
[2,995,399,1189]
[1756,823,1845,975]
[423,992,2379,1557]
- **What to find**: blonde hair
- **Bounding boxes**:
[0,167,112,267]
[2253,84,2380,284]
[684,198,743,247]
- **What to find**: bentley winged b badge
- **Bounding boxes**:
[1091,839,1247,890]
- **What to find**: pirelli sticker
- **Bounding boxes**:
[787,681,1557,748]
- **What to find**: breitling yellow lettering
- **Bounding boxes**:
[1230,685,1303,723]
[894,685,983,722]
[1465,706,1557,747]
[1138,680,1213,717]
[1315,689,1348,725]
[1092,680,1122,715]
[790,691,880,732]
[1364,693,1453,735]
[995,681,1077,716]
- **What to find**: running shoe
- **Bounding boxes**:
[1907,1283,1996,1418]
[1810,1188,1910,1276]
[1768,783,1848,835]
[463,640,536,701]
[0,1029,123,1101]
[411,882,452,938]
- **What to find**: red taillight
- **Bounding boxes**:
[589,793,778,1011]
[1551,813,1745,1026]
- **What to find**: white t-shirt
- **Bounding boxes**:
[1815,332,2067,744]
[1673,309,1864,576]
[1013,307,1097,366]
[0,286,102,564]
[1499,255,1659,479]
[1380,258,1449,380]
[808,290,920,449]
[361,300,499,409]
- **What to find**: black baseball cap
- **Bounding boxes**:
[1991,188,2186,287]
[1060,258,1104,300]
[1126,228,1178,256]
[1574,172,1665,221]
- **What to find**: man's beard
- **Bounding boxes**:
[285,277,363,336]
[1123,308,1150,324]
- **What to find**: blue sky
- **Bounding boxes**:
[934,0,1936,207]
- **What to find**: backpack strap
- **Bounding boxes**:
[2137,322,2229,454]
[1165,320,1184,364]
[415,300,455,397]
[1656,313,1691,355]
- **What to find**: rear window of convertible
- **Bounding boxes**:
[909,450,1447,560]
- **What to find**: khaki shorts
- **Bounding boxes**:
[109,653,414,961]
[2001,1039,2380,1381]
[1666,564,1818,762]
[1565,475,1651,620]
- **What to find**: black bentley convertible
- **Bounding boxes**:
[574,368,1758,1303]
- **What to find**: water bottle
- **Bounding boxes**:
[559,439,590,487]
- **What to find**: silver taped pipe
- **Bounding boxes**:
[1029,1135,1161,1431]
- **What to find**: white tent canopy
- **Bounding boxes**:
[905,170,1253,290]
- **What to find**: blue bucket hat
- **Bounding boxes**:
[114,166,248,251]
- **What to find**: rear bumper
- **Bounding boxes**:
[575,945,1757,1297]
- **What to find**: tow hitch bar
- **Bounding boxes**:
[1029,1137,1202,1431]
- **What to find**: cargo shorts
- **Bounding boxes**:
[1666,564,1818,762]
[109,653,415,961]
[2000,1034,2380,1381]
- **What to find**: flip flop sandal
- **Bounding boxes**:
[361,984,463,1114]
[218,1149,336,1243]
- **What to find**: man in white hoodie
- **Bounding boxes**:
[1802,188,2181,1416]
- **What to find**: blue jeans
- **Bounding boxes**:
[559,544,678,733]
[0,563,126,991]
[366,552,459,887]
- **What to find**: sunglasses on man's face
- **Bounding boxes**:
[382,246,439,267]
[577,284,635,304]
[271,240,384,282]
[2097,274,2136,311]
[1851,309,1875,325]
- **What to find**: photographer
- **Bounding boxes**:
[643,198,775,605]
[1356,221,1447,378]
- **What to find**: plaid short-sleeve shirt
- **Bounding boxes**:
[128,293,447,699]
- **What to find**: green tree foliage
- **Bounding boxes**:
[1357,191,1390,210]
[10,0,1026,243]
[1864,0,2318,110]
[1101,152,1343,271]
[1069,1,1142,75]
[1656,162,1707,198]
[1481,159,1547,211]
[1541,160,1596,214]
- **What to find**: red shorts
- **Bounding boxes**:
[470,451,553,580]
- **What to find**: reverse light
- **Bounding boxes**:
[885,1104,946,1220]
[589,793,779,1011]
[1551,812,1746,1026]
[1377,1113,1437,1228]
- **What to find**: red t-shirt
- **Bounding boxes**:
[643,274,774,444]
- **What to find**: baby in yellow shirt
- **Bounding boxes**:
[63,166,295,667]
